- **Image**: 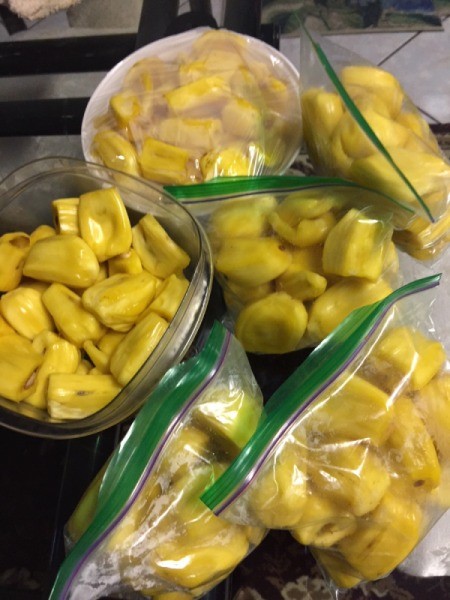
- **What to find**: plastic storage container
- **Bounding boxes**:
[0,157,213,439]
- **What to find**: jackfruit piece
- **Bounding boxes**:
[349,148,450,212]
[346,84,394,119]
[236,292,308,354]
[268,210,337,248]
[396,110,440,153]
[322,208,393,281]
[223,280,273,315]
[158,117,222,152]
[123,56,173,92]
[309,441,390,517]
[78,187,132,262]
[138,137,191,185]
[26,330,80,409]
[307,278,393,342]
[109,311,169,386]
[301,88,344,139]
[1,286,54,340]
[305,373,392,446]
[340,65,405,118]
[132,213,191,279]
[277,190,345,223]
[338,489,422,581]
[0,334,43,401]
[373,326,446,391]
[108,248,143,276]
[47,372,121,419]
[284,245,324,276]
[97,329,127,358]
[145,273,189,322]
[23,234,100,289]
[159,426,212,482]
[82,271,159,332]
[291,489,357,548]
[249,439,308,528]
[414,373,450,460]
[30,224,56,245]
[93,130,141,177]
[0,311,15,337]
[165,75,231,118]
[221,96,262,139]
[214,237,291,287]
[42,283,105,347]
[110,90,141,127]
[0,232,30,292]
[276,269,327,302]
[193,387,262,455]
[385,395,441,491]
[200,144,262,180]
[208,195,276,240]
[52,198,80,236]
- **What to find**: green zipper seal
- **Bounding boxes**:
[202,274,441,513]
[50,321,230,600]
[302,27,434,223]
[165,174,413,214]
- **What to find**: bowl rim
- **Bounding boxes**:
[0,156,214,439]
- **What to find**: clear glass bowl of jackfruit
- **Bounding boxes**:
[0,157,213,438]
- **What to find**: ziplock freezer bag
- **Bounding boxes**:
[82,27,302,186]
[300,26,450,260]
[50,321,265,600]
[202,275,450,595]
[167,175,402,355]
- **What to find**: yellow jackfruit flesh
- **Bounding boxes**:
[338,489,422,581]
[81,272,159,332]
[0,232,30,292]
[109,311,169,386]
[42,283,105,347]
[385,395,441,491]
[249,440,308,528]
[373,326,446,391]
[93,130,141,177]
[307,278,393,343]
[415,374,450,460]
[1,286,54,340]
[291,489,357,548]
[214,238,291,287]
[47,372,121,419]
[132,214,191,279]
[309,441,390,517]
[208,195,276,240]
[23,234,100,288]
[26,330,80,409]
[78,187,132,262]
[235,292,308,354]
[52,198,80,236]
[0,334,43,401]
[322,208,393,281]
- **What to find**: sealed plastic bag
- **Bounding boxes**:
[167,175,403,355]
[81,27,302,186]
[202,275,450,594]
[50,321,265,599]
[300,26,450,260]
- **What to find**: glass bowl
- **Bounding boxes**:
[0,157,213,438]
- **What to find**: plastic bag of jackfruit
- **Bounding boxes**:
[50,322,266,600]
[81,27,302,186]
[201,274,450,596]
[300,26,450,262]
[167,175,405,355]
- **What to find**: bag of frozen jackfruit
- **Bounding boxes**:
[49,321,266,600]
[201,274,450,594]
[83,26,302,186]
[299,25,450,261]
[167,175,403,355]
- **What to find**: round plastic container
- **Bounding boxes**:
[0,157,213,439]
[82,27,302,185]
